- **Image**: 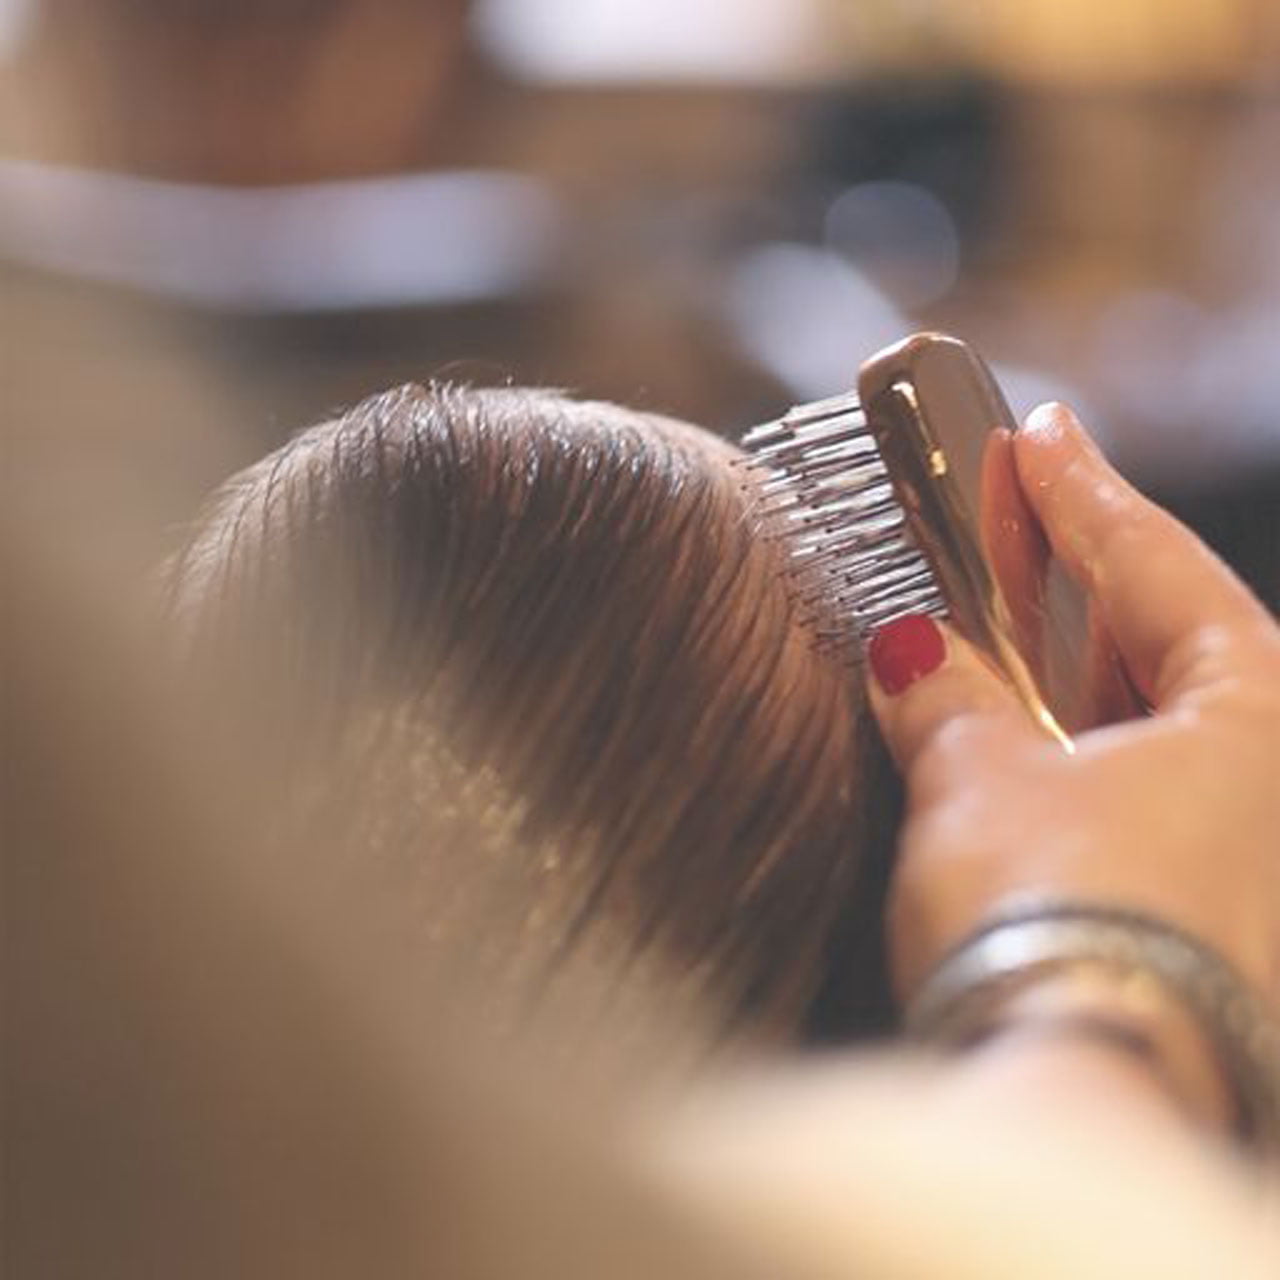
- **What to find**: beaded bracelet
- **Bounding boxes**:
[904,901,1280,1161]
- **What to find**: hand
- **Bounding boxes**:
[866,403,1280,1010]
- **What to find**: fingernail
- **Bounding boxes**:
[1024,401,1073,436]
[1025,402,1098,453]
[868,615,946,695]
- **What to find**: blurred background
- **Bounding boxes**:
[3,0,1277,603]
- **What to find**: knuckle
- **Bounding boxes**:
[913,708,1003,773]
[1091,498,1163,566]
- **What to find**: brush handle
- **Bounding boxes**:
[858,334,1136,739]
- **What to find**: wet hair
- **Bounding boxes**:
[165,384,899,1041]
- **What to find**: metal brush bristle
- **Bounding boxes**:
[740,391,946,658]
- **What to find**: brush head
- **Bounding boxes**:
[741,392,944,662]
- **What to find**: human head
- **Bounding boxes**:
[165,384,899,1044]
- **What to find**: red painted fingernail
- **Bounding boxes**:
[868,615,946,695]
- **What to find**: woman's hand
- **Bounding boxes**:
[643,408,1280,1280]
[866,403,1280,1011]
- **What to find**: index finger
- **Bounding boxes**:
[1014,403,1275,706]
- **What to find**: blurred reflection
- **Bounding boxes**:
[476,0,829,83]
[726,244,905,398]
[0,161,560,311]
[978,427,1049,694]
[824,179,960,309]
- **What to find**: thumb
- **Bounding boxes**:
[865,614,1040,779]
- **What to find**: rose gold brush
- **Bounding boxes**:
[742,333,1136,745]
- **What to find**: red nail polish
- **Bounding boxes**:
[868,615,946,695]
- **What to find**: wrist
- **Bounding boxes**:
[903,902,1280,1162]
[956,967,1240,1138]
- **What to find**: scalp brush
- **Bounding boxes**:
[742,333,1129,745]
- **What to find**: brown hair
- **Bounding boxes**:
[165,383,899,1041]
